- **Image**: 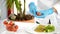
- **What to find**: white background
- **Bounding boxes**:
[0,0,7,20]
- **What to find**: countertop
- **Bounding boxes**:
[0,13,60,34]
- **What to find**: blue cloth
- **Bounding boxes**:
[29,2,37,15]
[38,8,54,18]
[29,2,54,18]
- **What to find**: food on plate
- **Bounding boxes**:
[3,20,18,32]
[34,24,55,32]
[45,24,55,32]
[34,25,45,32]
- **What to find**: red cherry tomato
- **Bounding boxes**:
[6,25,13,31]
[6,24,11,28]
[12,26,17,32]
[4,21,18,32]
[13,29,17,32]
[9,21,14,26]
[6,27,11,31]
[3,21,8,25]
[15,25,18,29]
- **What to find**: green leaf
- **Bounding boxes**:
[6,0,14,8]
[45,25,55,32]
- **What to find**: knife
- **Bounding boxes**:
[48,19,51,24]
[36,21,40,24]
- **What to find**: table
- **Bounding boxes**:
[0,14,60,34]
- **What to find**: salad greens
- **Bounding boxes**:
[34,24,55,32]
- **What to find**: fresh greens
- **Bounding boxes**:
[34,25,45,32]
[34,24,55,32]
[45,24,55,32]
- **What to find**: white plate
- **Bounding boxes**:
[25,24,60,34]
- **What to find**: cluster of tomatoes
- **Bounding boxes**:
[3,21,18,32]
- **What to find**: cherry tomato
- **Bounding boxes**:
[6,25,13,31]
[15,25,18,29]
[12,26,17,32]
[6,26,11,31]
[4,21,18,32]
[6,24,11,28]
[3,21,8,25]
[13,29,17,32]
[9,21,14,26]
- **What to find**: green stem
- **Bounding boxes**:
[23,0,26,16]
[19,1,22,16]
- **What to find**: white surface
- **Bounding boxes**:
[0,13,60,34]
[0,9,1,19]
[53,2,60,19]
[1,29,29,34]
[1,22,60,34]
[37,0,60,10]
[0,20,6,34]
[0,0,7,20]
